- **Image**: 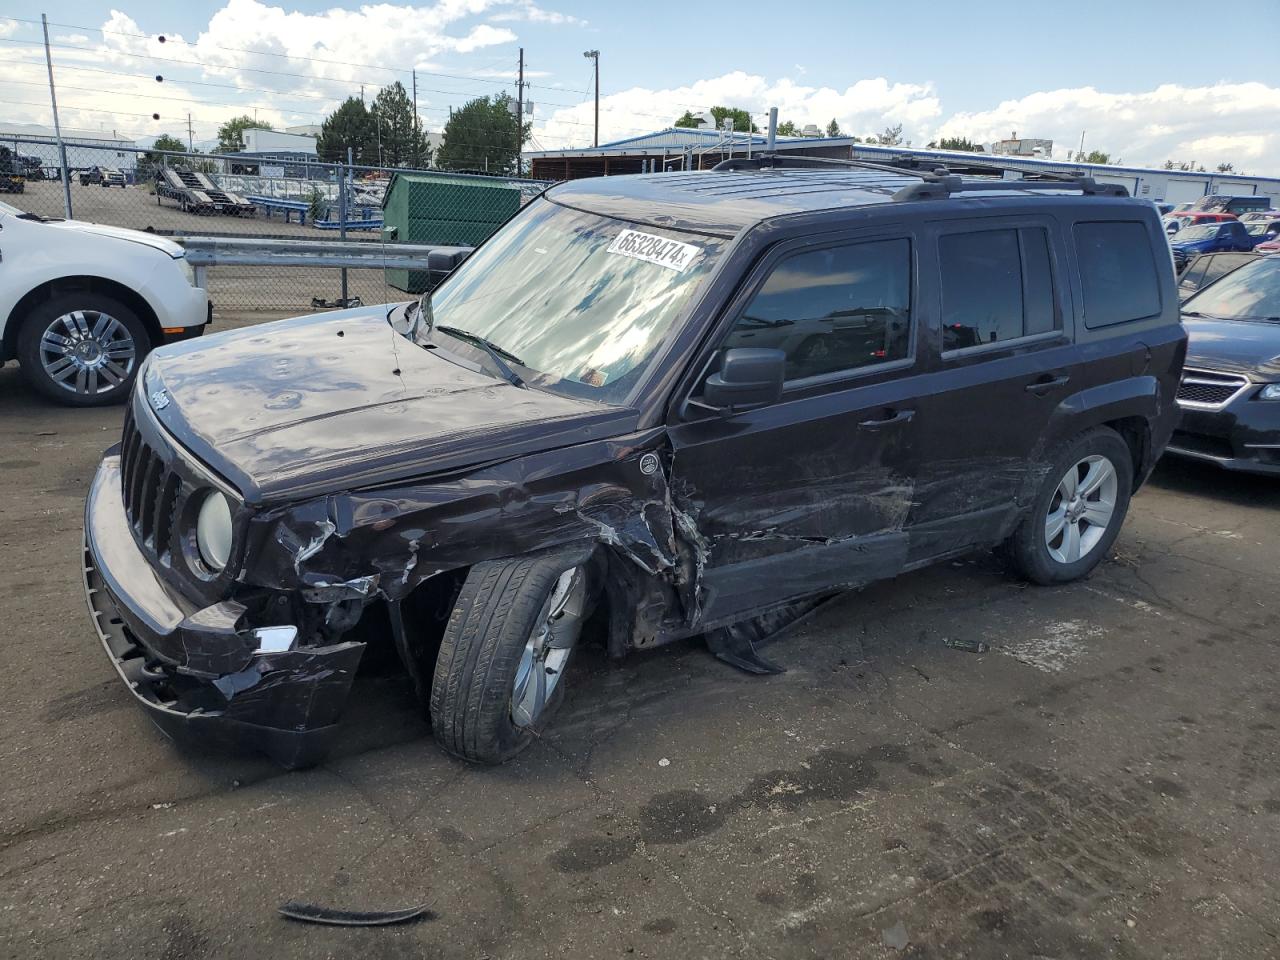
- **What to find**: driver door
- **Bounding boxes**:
[668,230,925,625]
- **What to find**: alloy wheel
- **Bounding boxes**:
[1044,454,1118,564]
[38,309,137,397]
[511,567,586,728]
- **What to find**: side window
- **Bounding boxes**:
[938,227,1057,351]
[1182,257,1208,288]
[1074,221,1162,328]
[722,238,912,382]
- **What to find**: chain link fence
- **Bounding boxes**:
[0,136,552,319]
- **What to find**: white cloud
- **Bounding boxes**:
[490,1,586,25]
[934,82,1280,172]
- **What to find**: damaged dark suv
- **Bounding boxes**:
[83,158,1185,767]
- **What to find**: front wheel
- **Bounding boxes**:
[16,293,151,406]
[1005,427,1134,585]
[430,552,590,764]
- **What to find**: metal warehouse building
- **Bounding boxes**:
[528,127,1280,205]
[0,124,138,174]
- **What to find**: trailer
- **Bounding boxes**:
[156,168,256,216]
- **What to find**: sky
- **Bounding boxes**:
[2,0,1278,174]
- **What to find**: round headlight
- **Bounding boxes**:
[196,491,233,571]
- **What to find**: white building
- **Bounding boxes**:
[241,128,318,156]
[0,123,138,173]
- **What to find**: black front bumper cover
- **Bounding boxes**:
[83,450,365,767]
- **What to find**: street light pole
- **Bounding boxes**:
[583,49,599,148]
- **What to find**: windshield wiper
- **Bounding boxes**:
[433,325,527,388]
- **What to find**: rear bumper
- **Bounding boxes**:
[83,451,365,767]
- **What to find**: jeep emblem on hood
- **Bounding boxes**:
[150,389,170,411]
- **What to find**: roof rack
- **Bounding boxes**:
[710,153,1130,201]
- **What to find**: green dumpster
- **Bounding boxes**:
[382,172,523,293]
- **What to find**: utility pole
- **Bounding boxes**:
[767,107,778,153]
[186,113,193,151]
[583,49,599,148]
[1077,130,1086,162]
[412,69,419,166]
[516,47,524,176]
[41,14,72,218]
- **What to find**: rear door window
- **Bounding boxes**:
[938,227,1058,350]
[1074,221,1162,328]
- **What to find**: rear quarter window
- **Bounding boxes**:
[1074,221,1162,328]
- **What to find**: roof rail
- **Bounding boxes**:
[711,152,1130,200]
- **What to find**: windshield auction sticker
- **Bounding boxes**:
[607,229,701,273]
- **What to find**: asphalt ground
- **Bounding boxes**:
[1,311,1278,958]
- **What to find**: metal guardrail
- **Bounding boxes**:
[180,236,472,283]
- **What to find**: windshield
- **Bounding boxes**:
[413,197,723,403]
[1174,225,1222,240]
[1184,257,1280,321]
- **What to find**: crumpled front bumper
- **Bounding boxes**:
[83,450,365,767]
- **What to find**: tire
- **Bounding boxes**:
[16,293,151,406]
[1005,427,1133,585]
[430,551,590,764]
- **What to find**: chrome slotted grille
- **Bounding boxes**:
[1176,368,1250,409]
[120,407,184,561]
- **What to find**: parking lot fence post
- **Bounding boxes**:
[339,149,350,302]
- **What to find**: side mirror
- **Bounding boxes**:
[702,347,786,412]
[427,249,468,274]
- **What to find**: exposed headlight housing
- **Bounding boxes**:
[1260,383,1280,401]
[195,491,233,571]
[177,256,198,287]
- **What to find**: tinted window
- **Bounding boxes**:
[723,238,912,381]
[1074,221,1162,327]
[939,227,1057,350]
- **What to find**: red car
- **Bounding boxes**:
[1161,211,1238,236]
[1255,234,1280,253]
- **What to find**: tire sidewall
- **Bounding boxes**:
[16,293,151,406]
[1018,429,1133,584]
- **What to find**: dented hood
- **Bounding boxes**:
[144,307,634,503]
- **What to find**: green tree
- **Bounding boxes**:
[216,115,272,154]
[1216,162,1234,173]
[1074,149,1110,164]
[435,93,530,175]
[826,118,842,137]
[674,106,757,133]
[371,81,428,167]
[317,97,376,163]
[876,124,904,146]
[776,120,798,137]
[1163,160,1176,170]
[935,135,981,152]
[138,133,189,182]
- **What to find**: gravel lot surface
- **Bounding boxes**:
[1,312,1277,958]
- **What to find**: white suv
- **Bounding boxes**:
[0,200,209,405]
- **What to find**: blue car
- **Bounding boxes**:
[1170,220,1258,272]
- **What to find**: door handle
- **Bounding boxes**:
[1025,374,1070,395]
[858,409,915,429]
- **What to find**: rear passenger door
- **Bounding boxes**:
[907,217,1078,562]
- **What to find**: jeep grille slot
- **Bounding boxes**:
[120,409,182,564]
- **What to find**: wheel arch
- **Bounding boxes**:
[3,275,162,362]
[1046,376,1159,492]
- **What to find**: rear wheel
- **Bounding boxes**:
[1005,427,1133,584]
[16,293,151,406]
[430,551,589,764]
